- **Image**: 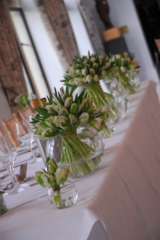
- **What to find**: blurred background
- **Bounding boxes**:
[1,0,160,122]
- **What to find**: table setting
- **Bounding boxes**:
[0,52,160,240]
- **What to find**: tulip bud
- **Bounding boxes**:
[70,66,75,72]
[64,97,73,108]
[86,74,93,83]
[89,108,100,117]
[87,118,103,132]
[79,112,89,123]
[47,159,58,174]
[104,62,111,69]
[54,105,69,117]
[81,98,93,110]
[69,79,75,85]
[111,56,115,62]
[126,58,131,64]
[35,171,45,188]
[45,104,55,113]
[74,77,84,85]
[53,97,60,105]
[76,69,82,76]
[54,116,69,129]
[70,103,78,115]
[120,66,127,73]
[45,116,56,127]
[92,63,98,69]
[85,64,91,69]
[34,128,43,137]
[36,122,49,130]
[42,128,56,137]
[91,57,96,63]
[55,167,70,185]
[105,56,109,62]
[68,72,76,78]
[82,68,88,76]
[115,54,121,59]
[42,172,56,188]
[76,64,82,69]
[124,52,128,58]
[93,74,99,82]
[89,68,96,75]
[68,114,78,126]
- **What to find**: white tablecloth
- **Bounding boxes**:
[0,80,160,240]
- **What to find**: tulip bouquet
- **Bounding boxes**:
[14,93,30,109]
[35,157,70,208]
[61,52,118,124]
[31,87,104,178]
[105,52,140,94]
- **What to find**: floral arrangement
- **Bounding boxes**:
[35,157,69,208]
[14,93,30,109]
[61,52,118,123]
[31,87,105,178]
[105,52,140,94]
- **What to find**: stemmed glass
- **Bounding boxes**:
[16,119,39,164]
[0,136,26,195]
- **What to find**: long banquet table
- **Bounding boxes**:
[1,80,160,240]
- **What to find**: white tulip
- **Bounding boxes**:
[120,66,127,73]
[104,62,111,69]
[89,68,96,75]
[69,79,75,85]
[86,74,93,83]
[45,104,55,113]
[76,69,82,76]
[91,57,96,63]
[93,74,99,82]
[124,52,128,58]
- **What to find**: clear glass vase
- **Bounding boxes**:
[126,70,141,90]
[48,180,78,209]
[46,126,104,179]
[102,76,129,123]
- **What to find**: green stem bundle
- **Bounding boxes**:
[60,129,101,178]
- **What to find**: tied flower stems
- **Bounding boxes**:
[86,83,118,125]
[61,128,99,178]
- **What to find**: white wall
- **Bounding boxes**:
[88,0,159,83]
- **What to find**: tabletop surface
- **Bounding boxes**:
[1,80,160,240]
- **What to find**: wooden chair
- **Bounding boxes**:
[18,104,34,121]
[1,113,27,148]
[0,125,14,148]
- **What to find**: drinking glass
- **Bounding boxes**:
[0,136,26,195]
[16,120,38,163]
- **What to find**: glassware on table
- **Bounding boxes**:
[48,180,78,209]
[102,76,129,123]
[46,126,104,179]
[0,136,26,195]
[126,70,141,90]
[16,120,38,164]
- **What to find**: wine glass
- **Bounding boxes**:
[16,120,40,164]
[0,136,26,195]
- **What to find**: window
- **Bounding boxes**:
[9,7,51,99]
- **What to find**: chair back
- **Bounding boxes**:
[18,104,34,121]
[1,113,27,148]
